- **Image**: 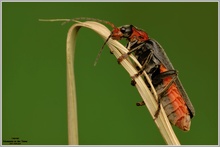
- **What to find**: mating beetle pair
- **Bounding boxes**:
[74,18,195,131]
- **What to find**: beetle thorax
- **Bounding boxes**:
[129,27,149,43]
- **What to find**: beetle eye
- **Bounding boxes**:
[120,27,126,34]
[119,25,133,38]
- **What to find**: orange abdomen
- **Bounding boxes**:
[159,65,191,131]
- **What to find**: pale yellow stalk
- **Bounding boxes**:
[39,19,181,145]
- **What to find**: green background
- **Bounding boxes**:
[2,2,218,145]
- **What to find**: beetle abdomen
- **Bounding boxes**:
[159,65,191,131]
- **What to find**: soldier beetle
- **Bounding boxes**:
[72,17,195,131]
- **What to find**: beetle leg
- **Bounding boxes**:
[153,71,178,118]
[130,49,154,85]
[152,70,178,86]
[154,98,161,119]
[136,101,145,106]
[134,50,154,76]
[117,42,145,63]
[136,71,178,117]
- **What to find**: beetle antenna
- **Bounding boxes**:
[94,33,112,66]
[62,17,117,66]
[62,17,117,29]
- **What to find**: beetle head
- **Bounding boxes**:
[111,25,133,40]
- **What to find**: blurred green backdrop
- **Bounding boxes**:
[2,2,218,145]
